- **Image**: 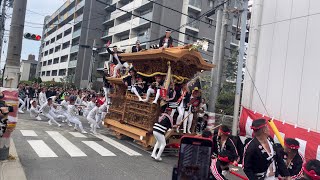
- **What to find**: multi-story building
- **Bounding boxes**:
[20,54,38,81]
[38,0,106,88]
[99,0,240,64]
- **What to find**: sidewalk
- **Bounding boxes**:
[0,138,27,180]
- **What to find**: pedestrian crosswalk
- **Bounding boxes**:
[19,130,143,158]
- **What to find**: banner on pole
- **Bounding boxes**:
[240,107,320,160]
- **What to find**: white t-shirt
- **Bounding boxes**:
[87,106,99,119]
[67,105,78,117]
[30,105,40,117]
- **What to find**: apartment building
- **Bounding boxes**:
[99,0,240,62]
[20,54,38,81]
[39,0,105,88]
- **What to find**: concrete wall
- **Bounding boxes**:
[242,0,320,132]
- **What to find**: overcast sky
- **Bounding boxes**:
[0,0,65,69]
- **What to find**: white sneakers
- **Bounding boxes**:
[81,130,87,134]
[36,116,42,121]
[18,109,24,114]
[151,154,162,161]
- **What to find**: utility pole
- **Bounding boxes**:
[0,0,7,63]
[88,39,97,90]
[232,0,248,136]
[208,0,223,112]
[2,0,27,88]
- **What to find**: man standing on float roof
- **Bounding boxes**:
[106,42,129,78]
[243,118,290,180]
[159,29,173,48]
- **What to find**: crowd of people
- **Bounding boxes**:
[18,83,108,134]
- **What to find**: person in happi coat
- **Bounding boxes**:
[212,125,238,164]
[278,138,304,180]
[243,118,290,180]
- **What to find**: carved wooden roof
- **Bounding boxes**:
[120,46,215,78]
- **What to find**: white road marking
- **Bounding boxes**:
[82,141,116,157]
[69,132,87,138]
[20,130,38,137]
[95,134,142,156]
[27,140,57,157]
[47,131,87,157]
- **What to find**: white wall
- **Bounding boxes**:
[20,63,31,81]
[242,0,320,132]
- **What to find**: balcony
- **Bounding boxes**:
[70,45,79,53]
[74,14,83,24]
[72,29,82,38]
[68,60,78,68]
[108,12,152,37]
[186,17,199,33]
[76,0,85,10]
[101,30,110,39]
[189,0,201,12]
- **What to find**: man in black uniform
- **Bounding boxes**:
[243,119,290,180]
[212,125,238,164]
[300,159,320,180]
[132,40,142,53]
[106,44,129,77]
[151,107,176,161]
[279,138,304,180]
[159,29,173,48]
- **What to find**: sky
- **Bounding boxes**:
[0,0,66,69]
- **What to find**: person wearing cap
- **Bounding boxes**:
[159,29,173,48]
[183,87,201,134]
[142,74,164,103]
[132,40,142,53]
[278,138,304,180]
[151,107,176,161]
[210,150,235,180]
[212,125,238,163]
[86,100,102,134]
[106,43,129,78]
[300,159,320,180]
[29,100,42,121]
[39,98,62,127]
[243,118,290,180]
[67,95,87,134]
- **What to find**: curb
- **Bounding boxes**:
[0,138,27,180]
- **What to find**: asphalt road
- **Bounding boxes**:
[12,113,177,180]
[12,113,245,180]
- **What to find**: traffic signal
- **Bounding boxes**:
[24,33,41,41]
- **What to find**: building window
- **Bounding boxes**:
[41,53,43,57]
[55,45,61,52]
[60,55,68,62]
[49,48,54,54]
[140,9,152,16]
[46,71,50,76]
[43,61,47,66]
[53,58,59,64]
[51,70,58,76]
[46,41,49,46]
[62,41,70,49]
[44,51,48,56]
[57,33,62,40]
[48,59,52,65]
[50,37,55,43]
[58,69,66,76]
[41,71,45,76]
[119,34,129,41]
[64,28,72,36]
